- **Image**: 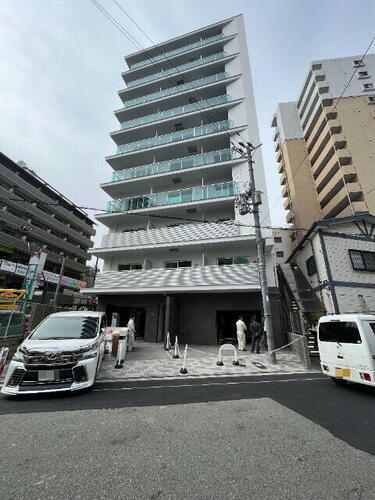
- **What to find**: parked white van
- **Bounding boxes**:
[318,314,375,386]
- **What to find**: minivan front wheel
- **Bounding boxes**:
[331,377,347,385]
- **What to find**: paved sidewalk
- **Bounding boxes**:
[98,340,317,381]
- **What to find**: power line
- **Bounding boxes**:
[260,32,375,226]
[91,0,247,149]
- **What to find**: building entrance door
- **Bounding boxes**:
[107,306,146,338]
[216,310,261,345]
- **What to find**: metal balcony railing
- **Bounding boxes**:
[120,72,229,109]
[129,34,225,69]
[115,119,232,155]
[106,181,236,212]
[127,52,228,87]
[119,94,231,130]
[111,149,235,182]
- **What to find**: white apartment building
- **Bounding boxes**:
[83,15,280,345]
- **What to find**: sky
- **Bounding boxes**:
[0,0,374,265]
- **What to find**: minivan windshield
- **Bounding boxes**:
[30,316,99,340]
[319,321,362,344]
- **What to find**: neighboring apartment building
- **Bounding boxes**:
[278,214,375,335]
[272,54,375,247]
[0,152,96,301]
[83,15,281,345]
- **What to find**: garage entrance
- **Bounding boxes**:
[216,310,261,344]
[106,306,146,339]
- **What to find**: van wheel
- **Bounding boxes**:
[331,377,347,385]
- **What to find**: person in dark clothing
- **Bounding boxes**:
[250,316,262,354]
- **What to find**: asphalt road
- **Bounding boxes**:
[1,372,375,456]
[1,382,375,499]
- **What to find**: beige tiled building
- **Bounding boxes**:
[272,54,375,247]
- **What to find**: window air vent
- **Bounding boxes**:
[186,208,197,214]
[171,177,182,184]
[174,123,184,131]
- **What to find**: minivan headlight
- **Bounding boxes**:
[12,347,26,363]
[80,343,98,360]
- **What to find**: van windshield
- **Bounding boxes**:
[30,316,99,340]
[319,321,362,344]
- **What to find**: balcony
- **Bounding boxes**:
[91,222,251,257]
[118,95,231,131]
[107,181,236,213]
[81,264,260,294]
[284,198,291,210]
[129,34,225,70]
[286,210,294,224]
[280,172,287,185]
[118,72,230,109]
[282,185,289,198]
[115,120,232,156]
[321,183,362,219]
[111,149,235,183]
[127,52,228,88]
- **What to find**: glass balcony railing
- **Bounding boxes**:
[127,52,228,88]
[121,72,229,109]
[129,33,225,70]
[111,149,236,182]
[120,95,231,130]
[106,181,236,213]
[115,119,232,155]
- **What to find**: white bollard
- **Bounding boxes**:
[115,329,128,369]
[172,336,180,359]
[180,344,188,374]
[165,331,172,351]
[217,344,239,366]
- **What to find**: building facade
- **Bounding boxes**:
[272,54,375,247]
[0,152,95,301]
[83,15,281,345]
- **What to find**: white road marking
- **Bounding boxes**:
[93,376,326,392]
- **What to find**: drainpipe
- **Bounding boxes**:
[317,229,340,314]
[307,237,325,311]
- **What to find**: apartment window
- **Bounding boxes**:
[349,250,375,272]
[362,83,374,91]
[306,255,317,276]
[358,70,369,79]
[118,263,142,271]
[353,59,365,68]
[276,251,284,258]
[274,237,282,243]
[218,257,250,266]
[165,260,191,268]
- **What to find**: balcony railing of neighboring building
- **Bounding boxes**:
[129,33,225,70]
[119,94,231,130]
[127,52,228,87]
[111,149,236,182]
[115,120,233,156]
[120,72,229,109]
[106,181,236,213]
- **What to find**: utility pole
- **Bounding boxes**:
[232,141,277,363]
[52,256,65,308]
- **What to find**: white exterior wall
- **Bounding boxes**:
[290,219,375,315]
[93,15,274,294]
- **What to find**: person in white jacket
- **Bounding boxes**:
[127,315,136,351]
[236,315,247,351]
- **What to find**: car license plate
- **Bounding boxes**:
[38,370,55,382]
[335,368,351,378]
